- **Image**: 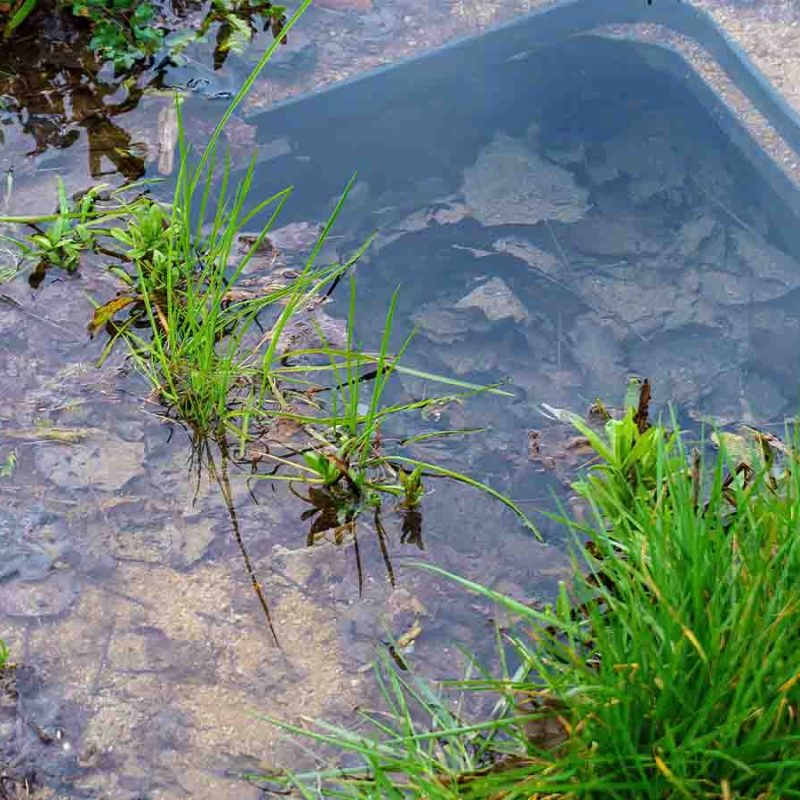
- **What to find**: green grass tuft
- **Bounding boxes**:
[264,394,800,798]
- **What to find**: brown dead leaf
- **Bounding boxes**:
[395,617,423,650]
[634,378,651,434]
[518,694,570,751]
[528,430,541,459]
[88,295,137,338]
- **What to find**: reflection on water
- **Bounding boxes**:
[2,14,800,800]
[0,25,150,182]
[0,1,293,193]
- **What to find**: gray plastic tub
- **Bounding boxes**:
[234,0,800,240]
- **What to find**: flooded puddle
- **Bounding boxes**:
[2,3,800,798]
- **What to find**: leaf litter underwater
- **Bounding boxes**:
[2,25,800,800]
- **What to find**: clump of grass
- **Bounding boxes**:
[0,0,320,443]
[248,279,536,537]
[265,386,800,798]
[0,448,16,478]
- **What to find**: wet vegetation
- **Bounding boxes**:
[0,34,533,528]
[267,383,800,798]
[0,0,289,191]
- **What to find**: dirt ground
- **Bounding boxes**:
[695,0,800,118]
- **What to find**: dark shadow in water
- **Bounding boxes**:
[0,1,289,182]
[0,18,150,182]
[251,437,428,597]
[185,431,423,646]
[291,481,403,596]
[191,436,281,645]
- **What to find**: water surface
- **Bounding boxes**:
[2,14,800,800]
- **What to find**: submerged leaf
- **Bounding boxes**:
[633,377,651,434]
[88,295,138,337]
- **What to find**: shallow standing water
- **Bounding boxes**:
[2,3,800,799]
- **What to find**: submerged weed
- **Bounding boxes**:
[0,180,160,287]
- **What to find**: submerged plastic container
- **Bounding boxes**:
[229,0,800,242]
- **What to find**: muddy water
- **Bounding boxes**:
[1,256,560,800]
[0,7,571,798]
[3,3,800,800]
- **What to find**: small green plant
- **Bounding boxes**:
[1,0,163,67]
[302,451,344,487]
[19,178,92,271]
[191,0,287,70]
[0,638,9,671]
[75,0,164,70]
[0,180,149,282]
[2,0,287,72]
[0,448,16,478]
[1,0,36,37]
[565,377,684,523]
[398,465,424,509]
[249,280,536,546]
[103,194,187,291]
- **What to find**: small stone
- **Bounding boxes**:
[587,159,620,185]
[258,136,292,163]
[627,326,739,411]
[565,215,664,257]
[543,142,585,166]
[432,203,469,225]
[168,518,216,568]
[275,307,348,353]
[411,305,491,344]
[268,221,324,253]
[732,229,800,298]
[0,571,78,618]
[463,133,589,226]
[675,215,718,257]
[569,315,627,398]
[35,435,144,493]
[742,371,788,422]
[455,277,529,323]
[600,126,686,204]
[493,238,560,274]
[436,338,502,376]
